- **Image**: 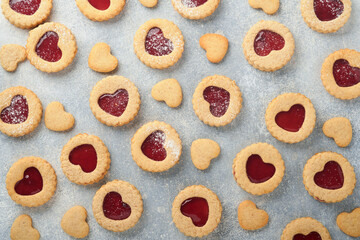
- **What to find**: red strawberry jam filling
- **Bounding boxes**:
[254,30,285,57]
[293,232,322,240]
[88,0,110,10]
[333,59,360,87]
[181,0,208,8]
[275,104,305,132]
[98,89,129,117]
[36,31,62,62]
[145,28,174,56]
[15,167,43,196]
[181,197,209,227]
[103,191,131,220]
[9,0,40,15]
[141,130,167,161]
[246,154,276,183]
[203,86,230,117]
[314,0,344,21]
[0,95,28,124]
[69,144,97,173]
[314,161,344,190]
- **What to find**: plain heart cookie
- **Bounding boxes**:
[337,208,360,237]
[237,200,269,230]
[323,117,352,147]
[191,139,220,170]
[200,34,229,63]
[248,0,280,15]
[61,205,89,238]
[0,44,26,72]
[139,0,158,8]
[88,42,118,73]
[151,78,183,108]
[45,102,75,132]
[10,215,40,240]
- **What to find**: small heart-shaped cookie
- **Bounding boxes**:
[191,139,220,170]
[139,0,158,8]
[0,44,26,72]
[88,42,118,73]
[200,34,229,63]
[238,200,269,230]
[323,117,352,147]
[151,78,183,108]
[61,206,89,238]
[11,215,40,240]
[248,0,280,15]
[45,102,75,132]
[337,208,360,237]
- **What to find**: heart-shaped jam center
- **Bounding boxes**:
[181,0,208,8]
[314,161,344,190]
[141,130,167,161]
[246,154,276,183]
[293,232,322,240]
[275,104,305,132]
[333,59,360,87]
[254,30,285,57]
[69,144,97,173]
[36,31,62,62]
[145,28,174,56]
[88,0,110,10]
[203,86,230,117]
[98,89,129,117]
[15,167,43,196]
[181,197,209,227]
[314,0,344,21]
[9,0,40,15]
[103,191,131,220]
[0,95,28,124]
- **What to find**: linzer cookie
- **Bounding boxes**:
[11,215,40,240]
[171,0,220,19]
[237,200,269,230]
[76,0,125,21]
[323,117,352,147]
[281,217,331,240]
[337,208,360,238]
[0,44,26,72]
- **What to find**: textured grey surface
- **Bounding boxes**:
[0,0,360,239]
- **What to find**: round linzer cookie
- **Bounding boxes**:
[192,75,242,127]
[90,76,141,127]
[1,0,52,29]
[243,20,295,72]
[281,217,331,240]
[265,93,316,144]
[321,49,360,100]
[60,134,111,185]
[0,86,42,137]
[233,143,285,195]
[134,19,184,69]
[303,151,356,203]
[76,0,125,21]
[26,22,77,73]
[301,0,351,33]
[6,156,57,207]
[171,0,220,19]
[131,121,182,172]
[172,185,222,237]
[92,180,143,232]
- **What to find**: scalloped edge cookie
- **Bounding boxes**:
[76,0,125,21]
[281,217,331,240]
[171,0,220,19]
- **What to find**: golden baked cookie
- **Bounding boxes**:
[323,117,352,147]
[60,134,111,185]
[171,0,220,19]
[265,93,316,144]
[0,86,42,137]
[199,33,228,63]
[191,138,220,170]
[89,75,140,127]
[303,152,356,203]
[237,200,269,230]
[134,19,184,69]
[248,0,279,15]
[301,0,351,33]
[151,78,183,108]
[26,22,77,73]
[139,0,157,8]
[281,217,331,240]
[1,0,52,29]
[233,143,285,195]
[0,44,26,72]
[61,206,89,239]
[243,20,295,72]
[45,101,75,132]
[172,185,222,237]
[321,49,360,100]
[92,180,143,232]
[192,75,242,127]
[6,156,57,207]
[88,42,118,73]
[11,215,40,240]
[131,121,182,172]
[337,208,360,238]
[75,0,125,21]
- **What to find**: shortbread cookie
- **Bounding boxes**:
[281,217,331,240]
[11,215,40,240]
[265,93,316,143]
[301,0,351,33]
[237,200,268,230]
[45,101,75,132]
[321,49,360,100]
[61,206,89,238]
[139,0,157,8]
[76,0,125,21]
[26,22,77,73]
[131,121,182,172]
[193,75,242,127]
[6,156,57,207]
[248,0,279,15]
[0,86,42,137]
[88,42,118,73]
[171,0,220,19]
[191,138,220,170]
[323,117,352,147]
[151,78,182,108]
[303,152,356,203]
[243,20,295,72]
[61,134,111,185]
[233,143,285,195]
[172,185,222,237]
[1,0,52,29]
[134,19,184,69]
[90,75,140,127]
[92,180,143,232]
[337,208,360,238]
[0,44,26,72]
[199,33,228,63]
